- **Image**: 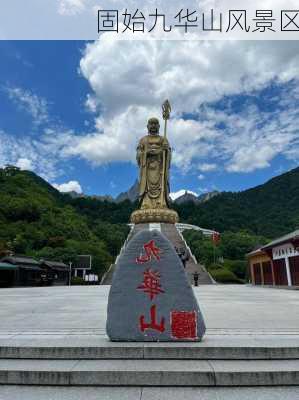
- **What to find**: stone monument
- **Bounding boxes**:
[106,100,206,342]
[106,229,206,341]
[130,100,179,224]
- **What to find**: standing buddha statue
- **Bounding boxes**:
[130,101,179,224]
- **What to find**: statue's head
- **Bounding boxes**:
[147,117,160,136]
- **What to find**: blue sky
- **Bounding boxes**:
[0,40,299,198]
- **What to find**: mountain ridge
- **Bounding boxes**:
[173,166,299,238]
[66,182,220,205]
[58,165,299,238]
[1,164,299,239]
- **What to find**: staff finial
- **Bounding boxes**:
[162,99,171,138]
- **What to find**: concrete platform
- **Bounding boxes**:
[0,284,298,342]
[0,285,298,394]
[0,284,298,326]
[0,285,298,360]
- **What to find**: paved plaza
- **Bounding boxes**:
[0,285,298,399]
[0,284,298,339]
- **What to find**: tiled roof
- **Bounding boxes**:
[0,262,17,270]
[41,260,68,268]
[1,256,40,265]
[246,248,264,257]
[262,229,299,250]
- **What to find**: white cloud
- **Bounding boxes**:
[80,39,299,116]
[170,189,198,200]
[198,187,209,193]
[212,103,299,172]
[15,158,34,171]
[53,180,83,193]
[3,37,299,188]
[198,174,205,180]
[0,129,67,181]
[198,163,217,172]
[58,0,86,16]
[74,38,299,174]
[85,94,97,113]
[5,86,49,126]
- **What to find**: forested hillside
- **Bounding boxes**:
[0,167,129,277]
[0,165,299,280]
[174,167,299,238]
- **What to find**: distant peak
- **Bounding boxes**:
[170,190,198,201]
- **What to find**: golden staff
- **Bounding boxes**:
[161,100,171,208]
[162,99,171,139]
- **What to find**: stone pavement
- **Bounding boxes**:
[0,284,298,353]
[0,285,299,398]
[0,284,298,336]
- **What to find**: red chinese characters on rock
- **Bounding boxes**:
[136,240,166,335]
[171,311,197,340]
[139,304,165,333]
[136,240,161,264]
[137,269,165,300]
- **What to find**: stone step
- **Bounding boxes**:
[102,223,214,285]
[185,262,214,285]
[1,339,299,360]
[1,386,299,400]
[0,359,299,386]
[160,223,214,285]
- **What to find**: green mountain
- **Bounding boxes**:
[1,164,298,279]
[67,165,299,239]
[174,166,299,238]
[0,166,130,277]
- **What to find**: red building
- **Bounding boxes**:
[248,230,299,287]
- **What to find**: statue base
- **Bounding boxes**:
[130,208,179,224]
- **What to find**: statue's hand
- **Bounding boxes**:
[148,148,159,155]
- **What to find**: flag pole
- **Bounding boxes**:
[213,239,216,265]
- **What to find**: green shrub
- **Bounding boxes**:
[71,277,86,285]
[210,268,243,284]
[223,259,248,279]
[207,263,223,271]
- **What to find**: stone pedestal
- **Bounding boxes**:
[130,208,179,224]
[106,229,206,342]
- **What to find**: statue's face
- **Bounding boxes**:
[147,118,160,135]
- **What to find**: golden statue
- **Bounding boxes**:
[131,100,179,224]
